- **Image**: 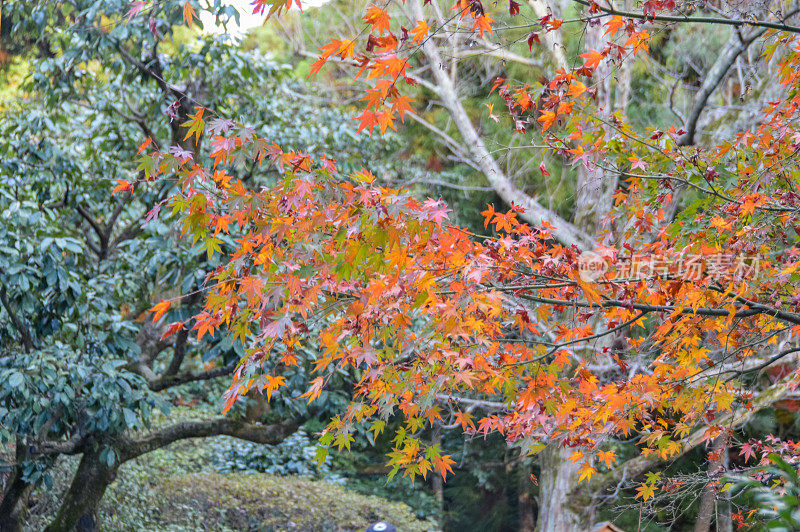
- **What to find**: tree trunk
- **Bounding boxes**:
[0,441,34,532]
[536,445,586,532]
[693,437,725,532]
[44,449,118,532]
[430,425,444,523]
[716,440,733,532]
[518,460,535,532]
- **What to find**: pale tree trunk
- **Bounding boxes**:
[693,436,727,532]
[539,17,632,529]
[536,445,586,532]
[409,0,593,249]
[525,0,568,71]
[573,21,624,237]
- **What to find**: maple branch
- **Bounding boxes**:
[570,0,800,35]
[579,380,791,502]
[515,293,800,325]
[410,0,593,249]
[454,42,543,68]
[525,0,568,71]
[722,345,800,382]
[535,310,646,358]
[436,393,505,410]
[408,176,493,191]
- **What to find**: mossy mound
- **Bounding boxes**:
[156,472,435,532]
[22,433,438,531]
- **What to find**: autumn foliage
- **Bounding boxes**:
[126,0,800,508]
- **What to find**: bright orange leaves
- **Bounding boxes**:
[140,99,800,482]
[129,0,800,490]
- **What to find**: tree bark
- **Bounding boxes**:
[693,437,725,532]
[409,0,593,249]
[44,449,118,532]
[536,445,585,532]
[431,425,444,522]
[42,418,297,532]
[716,446,733,532]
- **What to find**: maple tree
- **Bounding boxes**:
[113,0,800,528]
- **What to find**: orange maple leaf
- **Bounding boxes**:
[538,109,556,131]
[604,15,624,36]
[112,180,131,194]
[624,31,650,55]
[472,15,494,38]
[433,454,456,480]
[411,20,429,44]
[183,2,196,26]
[150,300,171,323]
[597,450,617,467]
[364,5,391,35]
[353,110,379,134]
[578,462,596,483]
[299,376,325,403]
[392,95,414,122]
[579,49,604,69]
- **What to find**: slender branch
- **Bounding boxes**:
[75,204,107,247]
[118,418,300,461]
[505,311,647,367]
[678,25,768,146]
[410,0,593,249]
[0,285,33,353]
[148,363,237,392]
[570,0,800,34]
[436,393,505,409]
[515,293,800,325]
[106,104,162,150]
[405,112,480,170]
[723,346,800,382]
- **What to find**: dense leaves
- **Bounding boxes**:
[131,1,800,528]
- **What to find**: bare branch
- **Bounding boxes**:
[148,363,237,392]
[0,285,33,353]
[118,418,300,461]
[410,0,593,249]
[570,0,800,35]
